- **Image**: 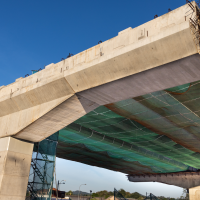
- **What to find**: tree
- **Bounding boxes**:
[118,189,126,197]
[92,189,144,200]
[66,190,73,195]
[92,190,113,199]
[129,192,141,199]
[92,193,99,198]
[181,188,189,200]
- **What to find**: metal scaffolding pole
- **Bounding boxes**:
[26,132,59,200]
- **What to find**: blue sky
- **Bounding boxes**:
[0,0,187,198]
[55,158,183,198]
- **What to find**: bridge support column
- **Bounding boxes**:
[189,186,200,200]
[0,137,33,200]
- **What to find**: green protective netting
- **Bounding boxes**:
[27,132,58,200]
[56,80,200,175]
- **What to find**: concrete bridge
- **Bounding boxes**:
[0,1,200,199]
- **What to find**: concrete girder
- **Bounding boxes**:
[14,94,99,142]
[78,54,200,105]
[10,52,200,142]
[127,171,200,189]
[128,171,200,200]
[0,2,199,142]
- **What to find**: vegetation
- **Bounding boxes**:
[148,188,189,200]
[178,188,189,200]
[119,189,143,199]
[92,190,113,199]
[157,197,176,200]
[66,188,189,200]
[66,190,73,195]
[92,189,144,200]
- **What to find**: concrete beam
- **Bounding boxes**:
[13,53,200,141]
[14,94,99,142]
[0,2,199,142]
[128,171,200,189]
[78,54,200,105]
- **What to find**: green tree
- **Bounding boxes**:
[92,193,99,198]
[93,190,113,199]
[66,190,73,195]
[92,189,145,200]
[129,192,141,199]
[118,189,126,197]
[181,188,189,200]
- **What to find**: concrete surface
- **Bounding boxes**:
[189,186,200,200]
[0,137,33,200]
[0,2,199,142]
[128,171,200,189]
[0,1,200,197]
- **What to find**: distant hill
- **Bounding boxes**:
[72,190,90,195]
[92,190,145,199]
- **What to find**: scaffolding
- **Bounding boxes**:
[26,132,59,200]
[114,188,128,200]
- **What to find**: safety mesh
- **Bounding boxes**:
[56,80,200,175]
[27,133,58,200]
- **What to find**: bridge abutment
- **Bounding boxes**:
[0,137,33,200]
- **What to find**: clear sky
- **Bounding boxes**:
[55,158,184,198]
[0,0,187,198]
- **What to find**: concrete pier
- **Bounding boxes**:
[190,186,200,200]
[0,137,33,200]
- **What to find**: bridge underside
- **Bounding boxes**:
[13,53,200,144]
[2,2,200,199]
[127,172,200,188]
[56,74,200,185]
